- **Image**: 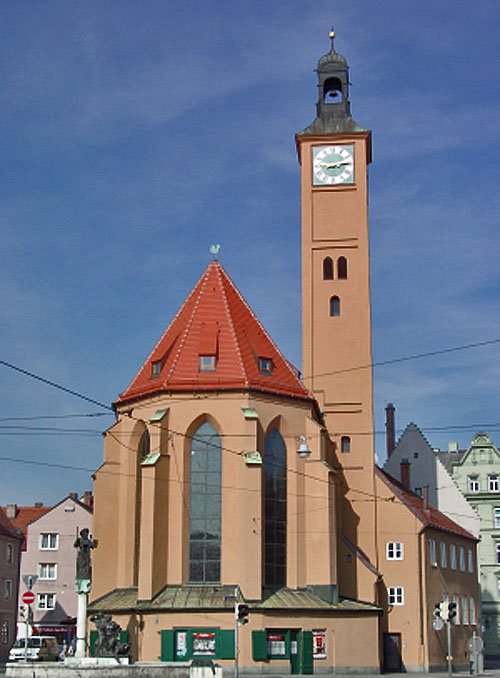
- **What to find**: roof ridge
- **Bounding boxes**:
[215,263,247,385]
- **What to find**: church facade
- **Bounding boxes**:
[89,36,479,673]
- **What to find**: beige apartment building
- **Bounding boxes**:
[90,35,480,673]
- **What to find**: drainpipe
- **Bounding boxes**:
[385,403,396,459]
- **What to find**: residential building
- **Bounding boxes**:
[0,510,22,661]
[376,469,480,671]
[17,493,93,647]
[449,433,500,658]
[383,418,480,538]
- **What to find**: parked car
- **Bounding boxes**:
[9,636,60,662]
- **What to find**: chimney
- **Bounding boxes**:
[448,441,459,453]
[423,486,430,512]
[69,492,78,501]
[385,403,396,459]
[82,491,94,510]
[5,504,17,519]
[400,459,410,489]
[34,502,44,508]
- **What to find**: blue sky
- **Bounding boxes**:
[1,1,499,505]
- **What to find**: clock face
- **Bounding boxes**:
[312,145,354,185]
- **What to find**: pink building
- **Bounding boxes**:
[17,493,93,648]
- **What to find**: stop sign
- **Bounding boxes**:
[22,591,35,605]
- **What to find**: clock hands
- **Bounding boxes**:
[318,160,352,170]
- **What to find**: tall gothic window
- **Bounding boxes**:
[264,428,287,588]
[189,422,221,583]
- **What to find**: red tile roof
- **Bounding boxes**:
[1,505,52,550]
[376,468,477,541]
[0,509,23,541]
[116,261,313,406]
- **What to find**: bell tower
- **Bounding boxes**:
[296,32,377,600]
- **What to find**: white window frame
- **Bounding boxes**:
[4,580,12,600]
[489,474,499,492]
[388,586,404,606]
[494,507,500,528]
[496,543,500,565]
[440,542,447,568]
[38,563,57,580]
[39,533,59,550]
[459,546,466,571]
[36,593,56,610]
[6,543,14,565]
[468,475,480,492]
[462,595,468,625]
[429,538,437,567]
[467,549,474,574]
[386,542,404,560]
[450,544,457,570]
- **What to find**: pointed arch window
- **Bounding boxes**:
[264,428,287,588]
[337,256,348,279]
[329,296,341,317]
[323,257,334,280]
[189,422,221,583]
[138,429,150,462]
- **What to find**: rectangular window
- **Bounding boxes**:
[462,595,468,625]
[429,538,437,567]
[440,542,447,568]
[6,543,14,564]
[312,630,327,659]
[259,357,273,375]
[470,598,476,625]
[459,546,465,571]
[4,580,12,600]
[467,549,474,574]
[198,355,217,372]
[37,593,56,610]
[496,543,500,565]
[450,544,457,570]
[38,563,57,580]
[468,475,480,492]
[151,360,162,378]
[39,533,59,550]
[386,542,404,560]
[388,586,404,606]
[452,593,460,625]
[489,475,499,492]
[414,487,422,498]
[494,507,500,528]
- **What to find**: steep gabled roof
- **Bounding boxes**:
[376,468,477,542]
[116,261,313,406]
[0,509,23,541]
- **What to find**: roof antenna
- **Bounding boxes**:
[210,244,221,259]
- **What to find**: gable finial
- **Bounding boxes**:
[210,244,221,259]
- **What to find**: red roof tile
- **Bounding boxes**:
[1,505,52,550]
[376,468,477,541]
[116,261,312,405]
[0,509,22,541]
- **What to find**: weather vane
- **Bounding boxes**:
[210,244,221,258]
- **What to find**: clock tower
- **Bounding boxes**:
[296,33,377,600]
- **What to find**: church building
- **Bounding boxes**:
[89,35,479,673]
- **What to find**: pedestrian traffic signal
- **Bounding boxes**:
[237,603,250,625]
[447,602,457,622]
[439,601,449,620]
[434,603,442,619]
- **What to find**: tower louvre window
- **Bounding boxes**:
[329,296,341,317]
[337,256,348,279]
[323,257,334,280]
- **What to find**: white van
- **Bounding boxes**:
[9,636,59,662]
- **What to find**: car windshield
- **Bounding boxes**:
[12,638,42,648]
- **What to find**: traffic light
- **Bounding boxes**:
[447,602,457,622]
[434,603,442,619]
[439,601,449,620]
[236,603,250,625]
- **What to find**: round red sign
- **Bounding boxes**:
[22,591,35,605]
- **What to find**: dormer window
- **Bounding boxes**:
[199,355,217,372]
[259,357,273,375]
[151,361,162,378]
